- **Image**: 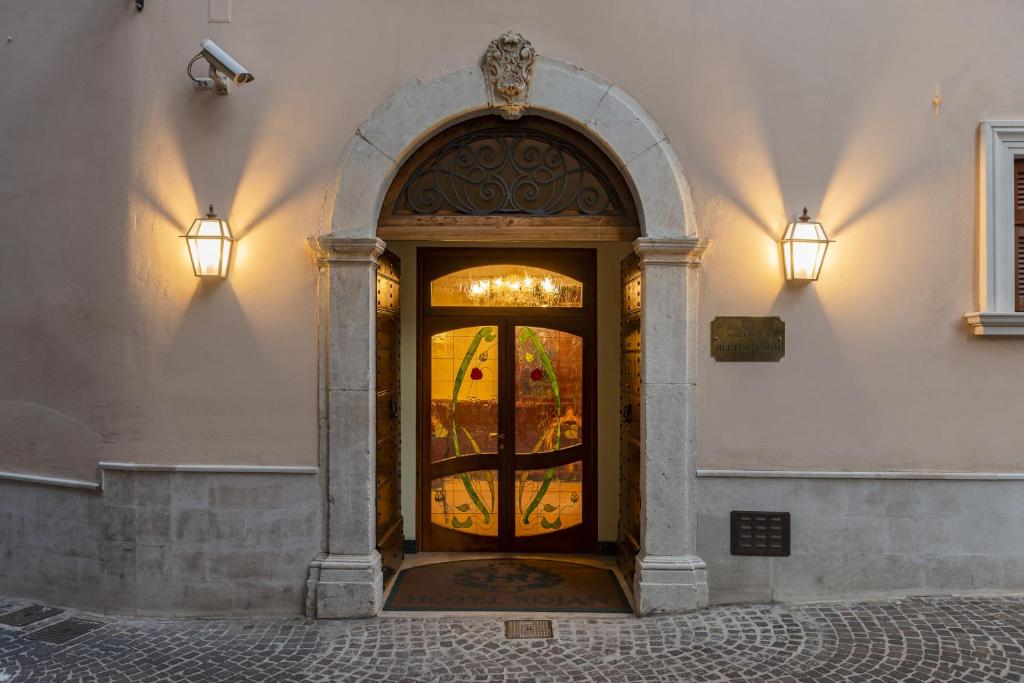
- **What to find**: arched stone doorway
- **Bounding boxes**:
[306,40,708,617]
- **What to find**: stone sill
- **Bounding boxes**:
[964,311,1024,336]
[697,469,1024,480]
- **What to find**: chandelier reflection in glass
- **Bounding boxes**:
[431,265,583,308]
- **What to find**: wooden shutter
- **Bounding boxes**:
[1017,224,1024,312]
[375,250,403,582]
[1016,159,1024,311]
[617,252,642,588]
[1015,159,1024,311]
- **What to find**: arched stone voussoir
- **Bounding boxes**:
[326,56,697,241]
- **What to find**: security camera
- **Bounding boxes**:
[188,39,254,95]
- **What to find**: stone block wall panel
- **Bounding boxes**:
[0,469,321,616]
[698,477,1024,604]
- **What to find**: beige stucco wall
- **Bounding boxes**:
[3,0,1024,483]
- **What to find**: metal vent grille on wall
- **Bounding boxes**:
[730,511,790,557]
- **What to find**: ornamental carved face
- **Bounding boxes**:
[483,31,536,120]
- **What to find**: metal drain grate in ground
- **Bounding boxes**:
[0,605,63,627]
[26,618,104,644]
[505,619,554,639]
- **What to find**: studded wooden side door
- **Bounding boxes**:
[617,252,642,588]
[376,250,403,582]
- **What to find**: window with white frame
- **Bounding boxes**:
[964,122,1024,335]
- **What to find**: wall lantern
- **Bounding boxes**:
[780,207,832,281]
[182,205,234,278]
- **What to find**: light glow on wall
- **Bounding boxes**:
[182,205,234,278]
[781,208,832,281]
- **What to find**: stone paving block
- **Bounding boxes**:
[2,594,1024,680]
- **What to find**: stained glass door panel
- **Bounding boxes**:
[430,470,499,537]
[427,324,501,546]
[513,325,584,540]
[429,326,499,462]
[515,463,583,537]
[419,249,595,553]
[514,327,583,455]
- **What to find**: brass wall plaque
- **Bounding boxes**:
[710,317,785,362]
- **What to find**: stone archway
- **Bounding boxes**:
[306,38,708,618]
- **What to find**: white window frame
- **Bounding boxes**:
[964,122,1024,335]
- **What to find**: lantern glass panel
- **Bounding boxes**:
[185,215,233,278]
[782,218,829,281]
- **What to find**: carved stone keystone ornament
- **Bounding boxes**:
[483,31,536,120]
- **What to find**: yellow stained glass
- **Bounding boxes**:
[515,463,582,537]
[430,326,499,463]
[430,470,498,537]
[514,326,583,455]
[431,265,583,308]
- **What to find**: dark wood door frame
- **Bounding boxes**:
[416,248,597,553]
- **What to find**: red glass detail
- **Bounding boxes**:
[470,367,483,381]
[530,367,543,381]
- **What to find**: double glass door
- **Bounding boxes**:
[418,250,596,552]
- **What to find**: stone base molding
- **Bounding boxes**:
[306,552,383,618]
[634,555,709,615]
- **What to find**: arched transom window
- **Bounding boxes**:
[378,116,640,241]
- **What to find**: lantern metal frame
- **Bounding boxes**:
[181,204,235,278]
[780,207,833,282]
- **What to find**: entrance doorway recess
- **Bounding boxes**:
[418,249,597,553]
[309,49,708,618]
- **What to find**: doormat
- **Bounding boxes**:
[384,559,631,613]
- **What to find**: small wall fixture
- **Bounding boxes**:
[780,207,832,281]
[188,39,254,95]
[182,205,234,278]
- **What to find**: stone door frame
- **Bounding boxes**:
[306,55,709,617]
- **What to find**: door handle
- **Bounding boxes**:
[622,403,633,423]
[388,397,399,418]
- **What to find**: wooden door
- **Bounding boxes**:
[617,252,642,585]
[375,250,403,581]
[418,249,596,553]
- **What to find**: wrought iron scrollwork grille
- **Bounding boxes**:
[393,127,628,218]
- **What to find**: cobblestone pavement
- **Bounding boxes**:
[1,595,1024,681]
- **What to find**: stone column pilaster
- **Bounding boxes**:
[632,237,709,614]
[306,236,386,618]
